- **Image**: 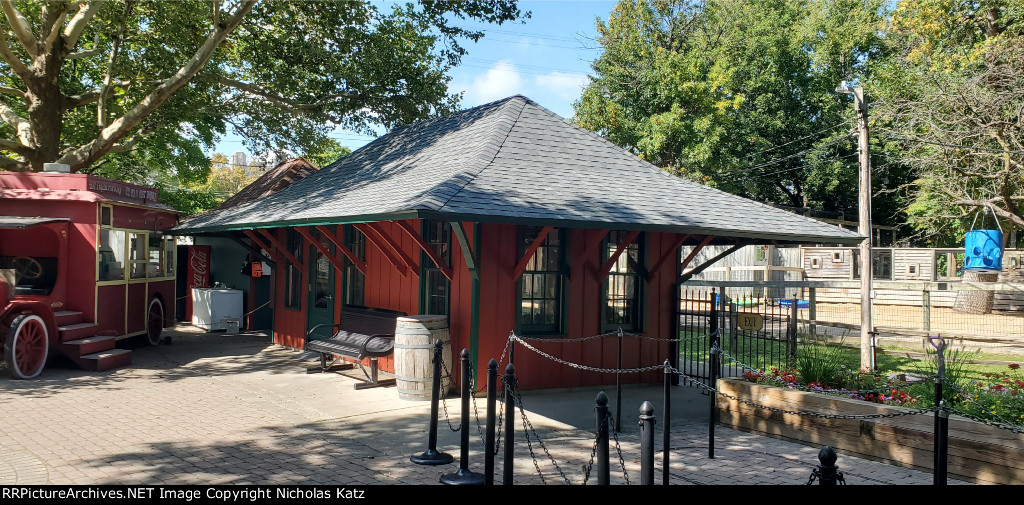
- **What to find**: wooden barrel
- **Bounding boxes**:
[394,315,451,401]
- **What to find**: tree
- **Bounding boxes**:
[0,0,526,184]
[871,0,1024,246]
[574,0,909,225]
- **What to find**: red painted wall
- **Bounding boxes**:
[269,220,682,391]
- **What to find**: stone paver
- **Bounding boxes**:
[0,325,974,486]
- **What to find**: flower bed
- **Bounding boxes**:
[716,377,1024,485]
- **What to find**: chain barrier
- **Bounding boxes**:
[438,355,461,432]
[509,336,667,374]
[581,430,599,485]
[807,468,846,485]
[608,412,630,485]
[512,381,571,485]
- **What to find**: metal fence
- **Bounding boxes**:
[681,279,1024,357]
[678,288,801,383]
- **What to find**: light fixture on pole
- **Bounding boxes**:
[837,80,875,372]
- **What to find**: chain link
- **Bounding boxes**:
[509,336,669,374]
[582,432,599,485]
[438,354,461,432]
[513,381,571,485]
[608,413,630,485]
[512,330,707,345]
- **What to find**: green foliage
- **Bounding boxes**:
[794,336,851,387]
[301,138,352,169]
[0,1,527,180]
[574,0,910,225]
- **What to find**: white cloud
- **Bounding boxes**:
[535,71,590,101]
[464,60,525,105]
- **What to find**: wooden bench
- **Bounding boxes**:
[304,306,404,389]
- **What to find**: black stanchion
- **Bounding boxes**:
[662,359,671,485]
[616,328,622,433]
[503,363,516,486]
[934,376,948,486]
[708,293,719,460]
[485,358,498,485]
[411,339,454,466]
[807,446,844,485]
[639,401,655,485]
[595,391,610,485]
[440,349,485,485]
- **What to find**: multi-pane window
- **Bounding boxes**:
[98,228,126,281]
[284,228,303,309]
[128,232,147,279]
[343,225,365,307]
[602,231,643,332]
[421,220,451,316]
[518,226,565,334]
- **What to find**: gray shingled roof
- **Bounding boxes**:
[172,95,862,245]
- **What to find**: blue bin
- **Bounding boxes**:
[964,229,1003,272]
[778,299,809,309]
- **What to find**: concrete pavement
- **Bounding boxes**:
[0,325,971,486]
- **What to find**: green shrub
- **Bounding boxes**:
[794,336,851,388]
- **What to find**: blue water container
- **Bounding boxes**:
[964,229,1003,272]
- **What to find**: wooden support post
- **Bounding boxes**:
[352,223,411,277]
[597,230,640,281]
[295,227,345,275]
[808,287,817,337]
[394,220,453,281]
[923,288,931,333]
[646,234,688,282]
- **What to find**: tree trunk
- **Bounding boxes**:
[22,38,66,170]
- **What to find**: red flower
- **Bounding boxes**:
[1010,363,1020,370]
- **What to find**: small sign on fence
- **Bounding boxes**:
[736,313,764,331]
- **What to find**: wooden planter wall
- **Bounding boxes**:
[717,378,1024,485]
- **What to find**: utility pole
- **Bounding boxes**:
[837,81,874,371]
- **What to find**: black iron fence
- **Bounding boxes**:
[679,288,800,384]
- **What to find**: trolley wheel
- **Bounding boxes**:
[4,313,49,379]
[146,297,164,346]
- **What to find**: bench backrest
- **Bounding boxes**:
[337,306,405,336]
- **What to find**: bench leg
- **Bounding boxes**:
[354,358,396,389]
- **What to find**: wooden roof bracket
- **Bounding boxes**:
[450,221,479,281]
[295,227,346,276]
[645,234,688,282]
[228,233,277,268]
[597,230,641,281]
[678,239,753,284]
[352,222,411,277]
[314,225,367,275]
[512,225,553,281]
[244,228,303,270]
[394,220,453,281]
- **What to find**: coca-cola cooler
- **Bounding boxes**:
[179,244,211,323]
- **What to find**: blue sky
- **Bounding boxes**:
[214,0,618,160]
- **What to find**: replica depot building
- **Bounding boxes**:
[173,96,861,390]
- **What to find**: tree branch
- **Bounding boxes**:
[1,0,39,58]
[217,77,334,121]
[62,0,105,51]
[0,85,24,99]
[0,136,33,157]
[955,198,1024,229]
[0,151,26,170]
[58,0,257,171]
[40,4,69,55]
[0,24,31,76]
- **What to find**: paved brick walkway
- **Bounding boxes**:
[0,326,971,486]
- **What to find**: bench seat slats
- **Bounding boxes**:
[303,307,404,389]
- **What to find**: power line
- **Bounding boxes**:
[743,119,855,160]
[879,130,1024,156]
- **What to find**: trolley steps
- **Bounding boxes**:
[53,310,132,372]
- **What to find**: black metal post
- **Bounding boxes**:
[616,327,623,433]
[640,401,655,485]
[709,293,719,460]
[440,349,485,485]
[596,391,610,485]
[411,339,454,465]
[503,363,516,486]
[662,359,671,485]
[789,298,799,362]
[934,377,947,485]
[813,446,842,485]
[485,358,498,485]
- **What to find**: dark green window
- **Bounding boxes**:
[343,225,365,307]
[602,231,643,332]
[420,220,451,316]
[284,228,303,310]
[517,226,566,334]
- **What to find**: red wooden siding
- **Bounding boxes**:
[269,220,682,391]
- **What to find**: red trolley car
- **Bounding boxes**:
[0,169,177,378]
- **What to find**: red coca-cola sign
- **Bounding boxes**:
[185,245,211,320]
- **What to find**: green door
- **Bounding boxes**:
[306,231,336,340]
